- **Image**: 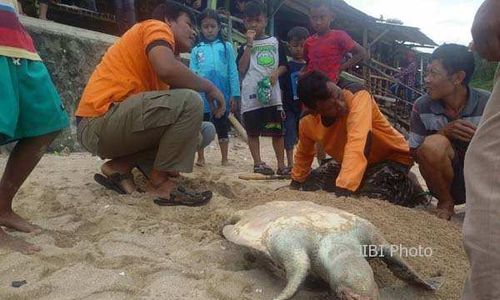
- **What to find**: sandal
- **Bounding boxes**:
[154,187,212,207]
[94,173,132,195]
[276,166,292,176]
[254,162,275,176]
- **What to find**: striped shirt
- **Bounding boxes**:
[409,87,491,150]
[0,0,41,60]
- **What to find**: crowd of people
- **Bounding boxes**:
[1,0,499,298]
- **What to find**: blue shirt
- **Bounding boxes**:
[280,60,306,114]
[189,39,240,113]
[409,87,491,151]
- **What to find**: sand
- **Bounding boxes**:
[0,137,468,300]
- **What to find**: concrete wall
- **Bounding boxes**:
[21,16,117,151]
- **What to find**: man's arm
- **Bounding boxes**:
[471,0,500,61]
[335,91,373,192]
[291,119,317,184]
[341,42,367,71]
[148,45,225,117]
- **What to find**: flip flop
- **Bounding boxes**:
[94,173,145,194]
[94,173,129,194]
[254,162,275,176]
[154,187,212,207]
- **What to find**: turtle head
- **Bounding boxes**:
[321,244,379,300]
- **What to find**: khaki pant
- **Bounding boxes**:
[462,66,500,300]
[77,89,203,173]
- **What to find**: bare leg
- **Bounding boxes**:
[248,136,262,166]
[148,169,178,199]
[0,132,59,233]
[219,139,229,166]
[272,136,286,170]
[417,135,456,219]
[286,149,294,168]
[39,3,48,20]
[0,228,40,255]
[196,149,205,167]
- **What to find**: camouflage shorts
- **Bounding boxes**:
[302,160,421,207]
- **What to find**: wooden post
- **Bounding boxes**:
[363,27,370,89]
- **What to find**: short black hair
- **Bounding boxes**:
[430,43,475,85]
[152,0,196,24]
[287,26,310,42]
[244,0,267,18]
[298,71,332,109]
[310,0,334,12]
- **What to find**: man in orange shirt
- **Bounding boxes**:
[76,1,225,206]
[290,71,424,206]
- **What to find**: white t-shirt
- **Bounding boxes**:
[238,36,287,113]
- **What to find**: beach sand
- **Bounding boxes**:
[0,137,467,299]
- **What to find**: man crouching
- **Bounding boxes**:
[290,70,425,207]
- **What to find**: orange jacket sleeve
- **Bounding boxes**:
[291,118,316,183]
[335,91,373,191]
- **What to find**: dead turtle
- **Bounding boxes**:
[222,201,443,300]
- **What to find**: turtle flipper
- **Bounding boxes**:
[268,232,311,300]
[271,248,310,300]
[379,244,444,290]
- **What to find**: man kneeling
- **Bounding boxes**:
[290,71,424,207]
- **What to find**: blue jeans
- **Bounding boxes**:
[284,109,301,151]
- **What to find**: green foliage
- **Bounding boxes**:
[471,54,498,91]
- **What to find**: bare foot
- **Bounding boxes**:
[101,162,137,194]
[435,202,455,221]
[0,211,41,233]
[148,178,177,199]
[0,229,40,255]
[221,159,230,166]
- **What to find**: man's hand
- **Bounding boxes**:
[471,0,500,61]
[289,180,302,190]
[439,120,477,142]
[246,30,256,46]
[207,86,226,118]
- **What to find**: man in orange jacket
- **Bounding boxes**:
[290,70,424,206]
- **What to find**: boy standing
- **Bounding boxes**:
[0,0,69,254]
[304,0,368,164]
[304,0,367,83]
[280,26,309,168]
[237,0,288,175]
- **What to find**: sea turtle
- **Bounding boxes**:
[222,201,443,300]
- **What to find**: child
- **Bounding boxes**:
[0,0,69,254]
[305,0,368,165]
[280,26,309,168]
[237,0,289,175]
[190,9,240,166]
[305,0,367,83]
